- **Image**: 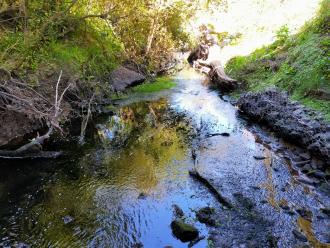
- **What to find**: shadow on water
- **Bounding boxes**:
[0,68,329,248]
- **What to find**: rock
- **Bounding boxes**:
[279,201,290,211]
[188,235,206,248]
[296,208,312,221]
[220,132,230,137]
[237,89,330,164]
[172,204,185,218]
[310,171,326,179]
[233,193,255,210]
[293,160,311,167]
[196,207,216,226]
[296,177,316,186]
[62,215,74,224]
[132,242,143,248]
[16,243,30,248]
[138,192,147,200]
[253,156,267,160]
[170,220,199,242]
[292,230,308,242]
[299,153,311,160]
[109,66,146,91]
[320,208,330,217]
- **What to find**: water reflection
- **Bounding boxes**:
[0,98,210,248]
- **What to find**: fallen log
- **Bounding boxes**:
[189,168,233,209]
[198,60,238,92]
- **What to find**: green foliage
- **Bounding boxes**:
[0,0,124,83]
[226,0,330,120]
[275,25,290,44]
[132,77,176,93]
[0,0,199,80]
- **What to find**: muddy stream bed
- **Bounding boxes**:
[0,69,329,248]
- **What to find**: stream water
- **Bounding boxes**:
[0,69,329,248]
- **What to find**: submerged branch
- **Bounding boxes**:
[189,168,233,209]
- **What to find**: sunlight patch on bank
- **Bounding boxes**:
[189,0,321,64]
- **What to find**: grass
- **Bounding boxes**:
[0,18,122,83]
[225,0,330,121]
[131,77,177,93]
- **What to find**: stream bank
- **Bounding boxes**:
[0,68,329,248]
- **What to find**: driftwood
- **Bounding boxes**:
[206,132,230,138]
[189,168,233,209]
[0,151,63,160]
[198,60,238,92]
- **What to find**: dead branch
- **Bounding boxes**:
[189,168,233,209]
[0,151,63,159]
[79,93,95,144]
[1,71,72,156]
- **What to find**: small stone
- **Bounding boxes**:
[172,204,184,218]
[292,230,308,242]
[279,203,290,211]
[171,220,199,242]
[132,242,143,248]
[250,186,261,190]
[196,207,216,226]
[294,160,311,167]
[311,171,326,179]
[296,177,315,186]
[253,156,267,160]
[62,216,74,225]
[138,192,147,200]
[285,210,296,215]
[296,208,312,221]
[299,153,311,160]
[16,243,30,248]
[220,132,230,137]
[320,208,330,217]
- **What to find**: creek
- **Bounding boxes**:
[0,69,329,248]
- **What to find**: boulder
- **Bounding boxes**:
[110,66,146,91]
[170,220,199,242]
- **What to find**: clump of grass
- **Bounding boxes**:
[225,0,330,120]
[132,77,176,93]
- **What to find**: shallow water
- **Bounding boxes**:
[0,69,329,248]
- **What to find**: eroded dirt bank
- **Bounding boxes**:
[237,89,330,165]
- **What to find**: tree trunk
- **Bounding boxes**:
[145,15,158,56]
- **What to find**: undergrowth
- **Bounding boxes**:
[225,0,330,120]
[0,22,122,84]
